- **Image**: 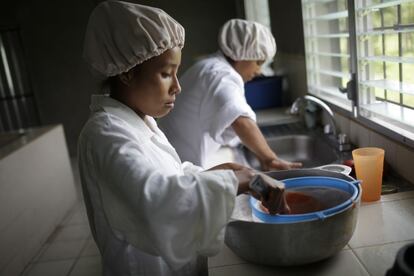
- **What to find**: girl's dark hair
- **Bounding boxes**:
[107,76,118,96]
[103,63,143,95]
[223,54,235,65]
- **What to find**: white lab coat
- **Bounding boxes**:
[158,52,256,168]
[78,95,238,276]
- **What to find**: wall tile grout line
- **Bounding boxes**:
[349,239,414,250]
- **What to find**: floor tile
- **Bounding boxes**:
[68,256,101,276]
[60,206,77,226]
[353,240,414,276]
[72,202,87,215]
[349,198,414,248]
[29,243,50,263]
[208,244,246,268]
[49,225,91,243]
[36,240,86,262]
[80,239,100,257]
[208,250,369,276]
[1,252,27,276]
[22,259,75,276]
[63,208,89,226]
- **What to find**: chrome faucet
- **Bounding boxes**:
[289,95,337,137]
[289,95,352,152]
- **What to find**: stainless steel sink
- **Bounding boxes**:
[239,124,341,169]
[243,135,338,168]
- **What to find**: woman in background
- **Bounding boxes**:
[159,19,302,171]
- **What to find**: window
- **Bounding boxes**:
[302,0,354,111]
[0,28,40,133]
[244,0,275,75]
[302,0,414,143]
[355,0,414,140]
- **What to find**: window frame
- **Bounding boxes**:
[0,26,40,133]
[301,0,414,149]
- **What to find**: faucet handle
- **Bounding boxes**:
[337,133,351,152]
[323,124,332,135]
[338,133,349,145]
[289,98,301,115]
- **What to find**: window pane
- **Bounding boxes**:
[385,63,399,82]
[403,94,414,108]
[361,60,386,81]
[371,6,397,29]
[375,87,385,99]
[301,0,352,110]
[370,0,383,5]
[401,2,414,25]
[403,64,414,84]
[339,18,348,32]
[402,33,414,57]
[371,35,383,55]
[383,7,397,27]
[384,34,399,56]
[387,90,400,103]
[0,29,39,132]
[355,0,414,140]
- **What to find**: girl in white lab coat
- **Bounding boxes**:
[79,1,286,276]
[159,19,303,171]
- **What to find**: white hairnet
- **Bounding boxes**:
[83,0,185,77]
[218,19,276,61]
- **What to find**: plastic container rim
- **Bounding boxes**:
[250,176,360,223]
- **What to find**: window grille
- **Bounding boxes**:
[302,0,414,142]
[0,28,40,133]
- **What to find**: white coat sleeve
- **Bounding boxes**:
[181,161,204,174]
[85,123,238,270]
[203,73,256,145]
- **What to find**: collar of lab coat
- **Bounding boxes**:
[90,94,155,140]
[214,50,230,65]
[214,51,244,86]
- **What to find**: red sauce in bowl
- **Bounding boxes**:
[259,191,324,214]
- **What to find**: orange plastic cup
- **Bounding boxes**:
[352,147,385,202]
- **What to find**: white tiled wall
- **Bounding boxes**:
[336,113,414,184]
[273,53,308,104]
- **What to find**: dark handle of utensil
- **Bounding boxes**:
[249,174,270,200]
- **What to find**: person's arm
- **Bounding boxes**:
[207,164,290,214]
[207,162,254,194]
[183,161,254,194]
[231,116,302,171]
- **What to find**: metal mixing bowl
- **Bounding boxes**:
[225,169,361,266]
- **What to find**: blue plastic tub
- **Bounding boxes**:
[244,75,284,110]
[250,176,360,223]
